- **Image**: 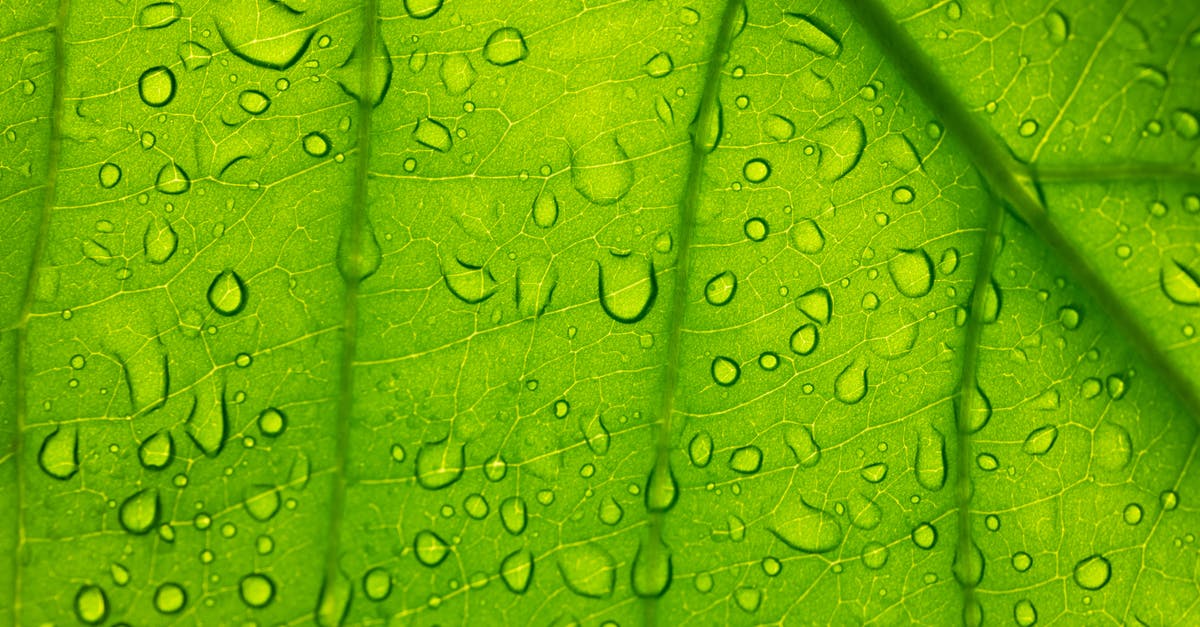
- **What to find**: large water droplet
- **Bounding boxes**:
[98,163,121,188]
[558,543,616,598]
[238,89,271,115]
[572,137,633,205]
[784,424,820,467]
[240,573,276,608]
[414,117,453,152]
[791,218,825,254]
[1014,599,1038,627]
[484,27,528,66]
[953,538,984,587]
[631,538,673,598]
[139,66,176,107]
[500,496,528,535]
[155,162,190,194]
[138,431,174,470]
[75,585,109,625]
[598,252,656,323]
[207,270,247,316]
[363,568,392,601]
[414,529,450,566]
[415,438,465,489]
[315,571,352,627]
[912,522,938,549]
[834,360,868,404]
[1094,424,1132,470]
[704,271,737,306]
[770,499,843,553]
[689,432,713,467]
[333,33,394,107]
[888,249,934,297]
[337,222,382,282]
[443,258,498,304]
[645,460,677,512]
[763,114,795,142]
[38,426,78,480]
[782,13,841,57]
[1161,259,1200,306]
[501,549,534,593]
[154,582,187,614]
[404,0,443,19]
[789,324,818,355]
[1073,554,1111,590]
[1022,425,1058,455]
[711,356,740,386]
[137,2,181,29]
[143,216,178,264]
[643,52,674,78]
[959,384,992,432]
[814,116,865,181]
[440,53,477,94]
[532,191,558,228]
[119,488,160,534]
[729,445,763,474]
[796,287,832,324]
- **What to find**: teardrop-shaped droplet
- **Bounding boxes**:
[337,222,382,282]
[38,426,78,480]
[75,585,109,625]
[784,424,820,467]
[789,324,818,355]
[500,549,534,593]
[155,162,190,194]
[138,431,174,470]
[860,462,887,483]
[415,438,465,490]
[953,538,985,586]
[888,248,934,297]
[598,496,624,526]
[143,216,178,264]
[959,384,992,432]
[1022,425,1058,455]
[413,529,450,567]
[207,270,247,316]
[631,538,673,598]
[704,271,737,306]
[1161,259,1200,306]
[688,432,713,467]
[791,218,825,254]
[558,543,616,598]
[119,488,160,534]
[645,460,677,512]
[139,66,176,107]
[500,496,528,535]
[244,484,281,521]
[484,27,528,66]
[834,360,868,404]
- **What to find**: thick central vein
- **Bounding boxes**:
[10,1,71,624]
[644,0,742,624]
[321,1,377,621]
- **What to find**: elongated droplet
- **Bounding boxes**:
[770,499,843,553]
[888,248,934,297]
[631,538,673,598]
[834,360,868,404]
[1022,425,1058,455]
[532,191,558,228]
[784,424,821,467]
[814,116,865,181]
[915,426,946,490]
[500,496,528,535]
[143,216,178,264]
[645,460,677,512]
[38,426,78,480]
[598,253,657,323]
[782,13,842,57]
[1161,259,1200,306]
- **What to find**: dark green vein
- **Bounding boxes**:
[10,0,71,623]
[319,1,378,623]
[644,0,742,624]
[840,0,1200,417]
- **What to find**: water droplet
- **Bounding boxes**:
[500,496,528,535]
[789,324,819,356]
[763,114,795,142]
[860,462,887,483]
[939,248,960,274]
[1094,424,1132,470]
[743,158,771,183]
[414,117,453,152]
[337,221,382,282]
[238,89,271,114]
[888,249,934,297]
[98,163,121,188]
[915,426,946,490]
[690,98,723,153]
[1161,259,1200,306]
[689,432,713,467]
[704,271,737,306]
[137,1,181,28]
[734,587,762,613]
[834,360,868,404]
[1022,425,1058,455]
[599,496,624,525]
[729,445,763,474]
[154,582,187,614]
[501,549,534,593]
[75,585,108,625]
[847,492,882,529]
[643,52,674,78]
[331,33,394,107]
[207,270,247,316]
[711,356,740,386]
[139,66,176,107]
[758,351,779,370]
[861,542,889,569]
[959,385,992,432]
[558,543,616,598]
[743,217,768,241]
[782,13,842,57]
[484,27,528,66]
[572,137,633,205]
[645,460,678,512]
[785,425,820,467]
[256,407,287,437]
[244,484,280,521]
[953,538,984,587]
[440,53,477,94]
[1106,374,1128,400]
[296,132,331,159]
[1171,109,1199,140]
[770,499,843,552]
[315,571,352,627]
[155,162,190,194]
[1014,599,1038,626]
[981,278,1002,322]
[415,438,465,489]
[631,538,673,598]
[404,0,443,19]
[110,563,130,586]
[177,40,212,70]
[119,488,160,534]
[532,191,558,228]
[1162,490,1180,510]
[38,426,78,480]
[791,218,825,254]
[1012,552,1032,572]
[414,529,450,566]
[1073,555,1111,590]
[1058,305,1081,329]
[1018,119,1039,137]
[142,216,178,264]
[240,573,276,608]
[597,252,656,323]
[1123,503,1143,525]
[912,522,938,549]
[814,116,866,181]
[443,257,498,304]
[796,287,832,324]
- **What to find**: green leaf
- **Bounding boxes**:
[2,0,1198,624]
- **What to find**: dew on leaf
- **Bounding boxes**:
[82,239,113,265]
[257,408,286,437]
[645,460,678,512]
[631,538,673,598]
[814,116,866,181]
[711,356,740,386]
[244,484,280,521]
[500,496,528,535]
[785,424,821,467]
[860,462,887,483]
[332,34,394,107]
[959,384,992,432]
[558,543,616,598]
[415,438,465,489]
[444,258,498,304]
[532,191,558,228]
[137,431,173,470]
[891,186,914,204]
[154,582,187,614]
[791,218,825,254]
[238,89,271,114]
[139,66,176,107]
[888,248,934,297]
[847,492,881,529]
[155,162,191,194]
[912,522,938,549]
[1073,555,1111,590]
[789,324,818,355]
[1172,109,1199,140]
[1161,259,1200,306]
[758,351,779,370]
[1161,490,1179,510]
[74,585,108,625]
[1022,425,1058,455]
[501,549,534,593]
[834,360,868,404]
[861,542,889,569]
[572,137,634,205]
[643,52,674,78]
[98,163,121,188]
[734,587,761,613]
[781,13,842,57]
[137,2,181,29]
[729,446,763,474]
[119,488,160,534]
[689,432,713,467]
[1123,503,1143,525]
[414,529,450,566]
[763,114,795,141]
[952,538,984,587]
[599,496,624,526]
[743,158,771,183]
[1094,424,1132,470]
[484,27,529,66]
[1012,552,1033,572]
[915,426,946,490]
[597,252,656,323]
[1014,599,1038,626]
[1106,374,1128,400]
[796,287,832,324]
[770,499,843,553]
[743,217,768,241]
[240,573,276,608]
[704,271,737,306]
[440,53,477,94]
[363,568,392,601]
[207,270,248,316]
[404,0,443,19]
[37,426,78,480]
[143,216,178,264]
[414,117,453,152]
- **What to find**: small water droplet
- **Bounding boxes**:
[689,432,713,467]
[743,217,768,241]
[763,114,795,141]
[912,522,938,549]
[75,585,109,625]
[1022,425,1058,455]
[711,356,740,386]
[645,460,678,512]
[770,499,843,553]
[643,52,674,78]
[532,191,558,228]
[572,137,634,205]
[484,27,528,66]
[404,0,443,19]
[743,158,771,183]
[303,131,331,157]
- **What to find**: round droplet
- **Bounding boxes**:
[463,493,489,519]
[1012,552,1033,572]
[99,163,122,188]
[1058,305,1081,329]
[891,186,914,204]
[764,114,795,141]
[238,90,271,114]
[888,248,934,298]
[414,530,450,566]
[240,573,275,608]
[75,585,109,625]
[729,445,763,474]
[154,582,187,614]
[363,567,392,601]
[1073,555,1111,590]
[257,408,286,437]
[704,271,737,306]
[1014,599,1038,626]
[500,496,527,535]
[711,356,740,386]
[303,132,331,157]
[790,324,818,355]
[743,158,771,183]
[1018,119,1039,137]
[598,496,624,526]
[1123,503,1143,525]
[758,351,779,370]
[912,522,937,549]
[139,66,176,107]
[861,542,889,569]
[484,27,528,66]
[743,217,768,241]
[207,270,247,316]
